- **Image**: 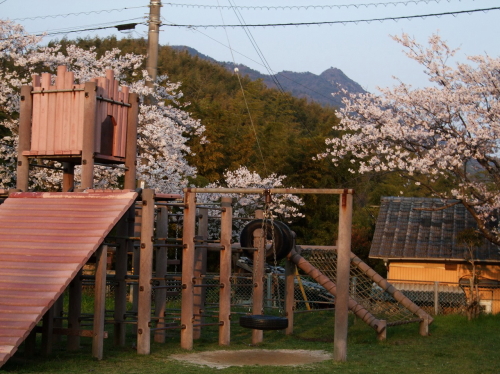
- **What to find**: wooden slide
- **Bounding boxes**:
[0,190,137,368]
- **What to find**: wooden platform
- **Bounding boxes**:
[0,190,137,368]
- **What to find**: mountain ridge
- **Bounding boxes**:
[171,45,366,107]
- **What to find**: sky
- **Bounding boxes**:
[2,0,499,93]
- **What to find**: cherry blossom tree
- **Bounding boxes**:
[320,33,500,245]
[0,19,205,193]
[196,166,304,240]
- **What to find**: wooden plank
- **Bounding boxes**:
[76,84,85,153]
[0,321,34,330]
[54,66,64,153]
[38,73,51,153]
[120,86,130,159]
[124,91,138,189]
[30,75,41,154]
[112,76,121,157]
[16,85,33,191]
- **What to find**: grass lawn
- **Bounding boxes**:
[3,311,499,374]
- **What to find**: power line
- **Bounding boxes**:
[32,18,146,37]
[10,6,148,22]
[174,24,340,104]
[161,6,500,28]
[163,0,469,11]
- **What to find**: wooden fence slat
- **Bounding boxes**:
[55,66,67,154]
[37,73,51,153]
[30,75,41,154]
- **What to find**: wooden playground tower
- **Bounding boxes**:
[0,67,433,368]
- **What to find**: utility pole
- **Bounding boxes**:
[146,0,161,96]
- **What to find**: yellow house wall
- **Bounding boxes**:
[388,261,500,314]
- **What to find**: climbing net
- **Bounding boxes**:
[300,248,420,325]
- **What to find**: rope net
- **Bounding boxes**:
[300,248,418,325]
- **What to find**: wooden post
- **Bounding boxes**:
[67,269,82,351]
[137,189,155,355]
[252,210,265,345]
[377,320,387,341]
[16,85,33,192]
[193,207,208,340]
[284,257,295,335]
[81,81,97,189]
[419,316,429,336]
[131,202,142,322]
[41,306,54,356]
[124,92,138,190]
[219,197,232,345]
[154,207,169,343]
[24,329,36,357]
[93,245,108,360]
[62,163,75,192]
[114,212,131,346]
[52,295,64,344]
[334,192,352,362]
[180,190,196,350]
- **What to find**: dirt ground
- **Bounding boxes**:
[169,349,332,369]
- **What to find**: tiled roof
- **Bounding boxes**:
[369,197,500,261]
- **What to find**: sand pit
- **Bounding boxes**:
[169,349,332,369]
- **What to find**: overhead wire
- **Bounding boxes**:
[162,6,500,28]
[227,0,285,94]
[31,18,147,37]
[10,6,148,22]
[217,0,268,176]
[163,0,471,10]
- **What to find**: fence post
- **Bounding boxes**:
[434,281,440,315]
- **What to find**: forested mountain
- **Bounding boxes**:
[172,45,366,107]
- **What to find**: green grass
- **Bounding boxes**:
[3,312,499,374]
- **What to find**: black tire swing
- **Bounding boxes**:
[238,214,294,331]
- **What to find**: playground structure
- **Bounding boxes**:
[0,68,433,368]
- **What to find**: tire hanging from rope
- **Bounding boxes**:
[239,191,291,331]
